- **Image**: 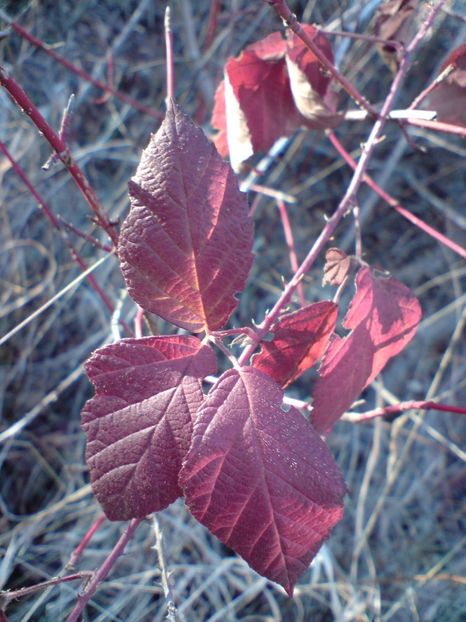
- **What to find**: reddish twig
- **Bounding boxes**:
[239,0,448,366]
[57,217,113,253]
[66,518,143,622]
[7,20,162,121]
[344,400,466,424]
[0,573,94,609]
[0,66,119,245]
[326,131,466,260]
[404,117,466,138]
[66,514,107,570]
[0,140,120,314]
[265,0,378,117]
[276,199,305,306]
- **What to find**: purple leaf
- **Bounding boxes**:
[119,100,254,332]
[312,267,422,434]
[82,335,216,521]
[180,367,346,596]
[252,301,338,388]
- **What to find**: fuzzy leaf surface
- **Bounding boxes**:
[180,367,346,596]
[82,335,216,520]
[119,100,254,332]
[252,301,338,388]
[312,267,422,434]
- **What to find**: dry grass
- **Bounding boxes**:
[0,0,465,620]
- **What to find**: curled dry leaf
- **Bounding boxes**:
[180,367,346,596]
[252,301,338,388]
[82,336,216,521]
[422,44,466,126]
[312,267,422,434]
[119,99,254,333]
[322,247,351,286]
[212,25,341,170]
[373,0,419,71]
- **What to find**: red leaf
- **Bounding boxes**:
[285,25,342,129]
[119,100,254,332]
[322,247,351,286]
[312,267,422,434]
[211,27,340,169]
[252,301,338,388]
[180,367,346,596]
[423,44,466,126]
[82,335,216,520]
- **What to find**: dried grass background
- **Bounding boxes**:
[0,0,465,620]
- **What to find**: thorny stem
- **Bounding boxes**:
[326,131,466,260]
[239,0,449,366]
[5,19,163,121]
[151,516,178,622]
[66,518,143,622]
[276,199,305,306]
[0,573,94,609]
[0,140,119,316]
[264,0,378,117]
[0,66,119,246]
[344,401,466,424]
[165,6,175,103]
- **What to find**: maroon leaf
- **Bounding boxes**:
[322,247,351,286]
[211,27,340,169]
[180,367,346,596]
[82,335,216,521]
[312,267,422,434]
[423,44,466,126]
[285,26,342,129]
[252,301,338,388]
[119,99,254,332]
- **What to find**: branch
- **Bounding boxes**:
[239,0,449,365]
[66,518,142,622]
[343,401,466,424]
[264,0,377,117]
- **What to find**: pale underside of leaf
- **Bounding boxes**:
[180,367,345,596]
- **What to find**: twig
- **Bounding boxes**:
[0,573,94,609]
[239,0,449,366]
[343,400,466,424]
[264,0,378,117]
[276,199,305,306]
[404,117,466,137]
[326,130,466,260]
[66,514,107,571]
[66,518,143,622]
[0,66,119,245]
[151,516,177,622]
[4,18,163,121]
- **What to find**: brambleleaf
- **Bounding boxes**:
[312,267,422,434]
[82,336,216,521]
[212,25,341,169]
[119,99,254,332]
[252,301,338,388]
[180,367,346,596]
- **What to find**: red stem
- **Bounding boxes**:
[404,117,466,137]
[66,518,142,622]
[9,20,162,121]
[0,140,119,314]
[326,131,466,260]
[239,0,448,366]
[67,514,107,570]
[265,0,377,117]
[0,573,94,607]
[276,199,305,306]
[346,400,466,423]
[0,66,118,246]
